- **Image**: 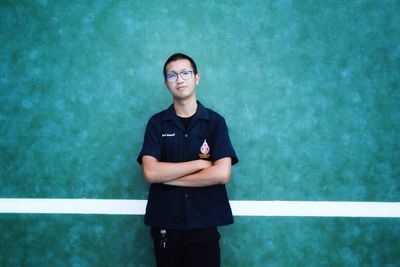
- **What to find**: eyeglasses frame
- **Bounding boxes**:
[165,70,196,83]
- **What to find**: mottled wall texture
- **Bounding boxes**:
[1,1,399,266]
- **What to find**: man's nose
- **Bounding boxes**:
[177,73,185,82]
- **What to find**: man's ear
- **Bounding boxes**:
[195,73,200,85]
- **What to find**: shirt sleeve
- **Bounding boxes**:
[211,116,239,165]
[137,117,161,165]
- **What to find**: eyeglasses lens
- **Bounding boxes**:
[166,71,193,82]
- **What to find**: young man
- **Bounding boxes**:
[137,53,238,267]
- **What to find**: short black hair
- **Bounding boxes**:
[163,53,198,78]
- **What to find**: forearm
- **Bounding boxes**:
[165,158,232,187]
[142,155,211,184]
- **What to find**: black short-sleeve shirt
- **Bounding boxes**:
[137,101,238,230]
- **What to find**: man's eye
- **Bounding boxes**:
[166,73,177,79]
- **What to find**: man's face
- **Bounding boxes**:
[164,59,200,101]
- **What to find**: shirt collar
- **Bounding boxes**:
[161,101,209,121]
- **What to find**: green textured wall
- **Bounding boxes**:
[1,1,399,266]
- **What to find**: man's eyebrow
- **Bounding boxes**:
[167,68,192,73]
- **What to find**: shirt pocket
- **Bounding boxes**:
[192,133,213,160]
[161,131,183,162]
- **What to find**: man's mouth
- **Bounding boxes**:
[177,85,187,90]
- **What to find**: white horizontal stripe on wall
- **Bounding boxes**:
[229,201,400,217]
[1,199,399,217]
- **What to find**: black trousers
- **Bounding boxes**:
[150,227,221,267]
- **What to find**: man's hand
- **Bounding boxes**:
[164,157,232,187]
[142,155,212,184]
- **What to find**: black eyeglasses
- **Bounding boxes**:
[165,70,195,82]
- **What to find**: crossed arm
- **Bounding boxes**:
[141,155,232,187]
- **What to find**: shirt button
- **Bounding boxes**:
[184,193,189,199]
[184,134,188,138]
